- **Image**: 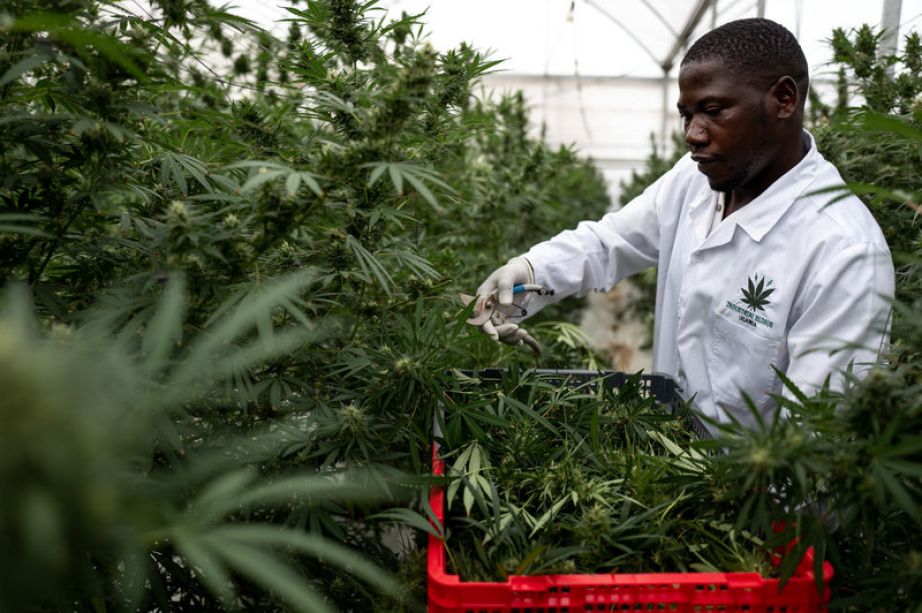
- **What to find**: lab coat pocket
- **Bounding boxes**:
[708,313,782,415]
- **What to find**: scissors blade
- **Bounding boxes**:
[459,293,494,326]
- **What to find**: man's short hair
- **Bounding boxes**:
[682,18,808,96]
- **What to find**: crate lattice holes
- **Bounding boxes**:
[428,370,832,613]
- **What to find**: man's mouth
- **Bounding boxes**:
[692,156,721,174]
[691,155,719,165]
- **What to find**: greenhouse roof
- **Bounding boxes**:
[234,0,922,81]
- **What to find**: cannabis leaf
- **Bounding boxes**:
[362,161,456,211]
[740,276,774,311]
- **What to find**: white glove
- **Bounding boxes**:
[476,256,533,306]
[475,257,537,347]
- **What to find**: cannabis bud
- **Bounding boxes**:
[338,403,367,435]
[50,323,72,343]
[167,200,189,226]
[394,356,416,374]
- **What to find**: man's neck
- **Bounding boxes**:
[723,131,809,218]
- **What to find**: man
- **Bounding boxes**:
[474,18,894,428]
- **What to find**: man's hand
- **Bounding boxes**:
[476,256,533,307]
[475,257,537,347]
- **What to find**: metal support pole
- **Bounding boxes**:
[661,0,714,74]
[660,68,671,151]
[880,0,902,58]
[660,0,713,152]
[757,0,766,18]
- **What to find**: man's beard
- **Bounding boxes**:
[706,167,747,193]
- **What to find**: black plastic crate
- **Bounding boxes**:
[453,368,709,439]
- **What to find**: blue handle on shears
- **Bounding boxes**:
[511,284,555,296]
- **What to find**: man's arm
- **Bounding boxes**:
[471,156,691,348]
[514,157,691,318]
[784,242,894,397]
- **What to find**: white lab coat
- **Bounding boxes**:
[522,133,894,429]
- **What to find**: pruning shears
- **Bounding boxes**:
[459,284,555,354]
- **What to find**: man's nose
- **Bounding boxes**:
[684,117,708,148]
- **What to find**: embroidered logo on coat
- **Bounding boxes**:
[725,274,776,329]
[740,275,774,311]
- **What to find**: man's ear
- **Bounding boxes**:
[770,75,799,119]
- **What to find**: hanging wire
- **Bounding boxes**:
[637,0,678,37]
[582,0,662,66]
[715,0,749,18]
[504,71,671,104]
[888,7,922,55]
[541,0,551,131]
[734,1,759,19]
[900,10,922,29]
[127,0,155,20]
[570,1,594,140]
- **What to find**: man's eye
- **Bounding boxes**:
[704,107,723,116]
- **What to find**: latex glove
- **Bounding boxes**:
[476,256,534,306]
[489,322,541,353]
[475,256,537,346]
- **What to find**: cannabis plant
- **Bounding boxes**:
[0,275,404,612]
[810,25,922,335]
[0,0,611,609]
[606,24,922,611]
[438,370,776,582]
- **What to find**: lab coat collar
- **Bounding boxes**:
[730,131,820,243]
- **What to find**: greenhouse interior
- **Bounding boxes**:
[2,0,922,611]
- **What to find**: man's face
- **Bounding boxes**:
[677,59,779,193]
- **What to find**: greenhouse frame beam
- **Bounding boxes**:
[661,0,715,73]
[880,0,902,57]
[659,0,714,149]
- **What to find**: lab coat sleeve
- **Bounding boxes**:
[518,157,690,316]
[784,241,894,397]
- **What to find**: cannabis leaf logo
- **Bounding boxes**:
[740,275,774,311]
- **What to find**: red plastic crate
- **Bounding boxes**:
[428,445,832,613]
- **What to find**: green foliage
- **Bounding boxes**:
[19,2,922,610]
[439,370,774,581]
[602,24,922,610]
[789,29,922,608]
[617,132,686,207]
[690,363,922,611]
[0,276,404,612]
[0,0,609,609]
[810,26,922,342]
